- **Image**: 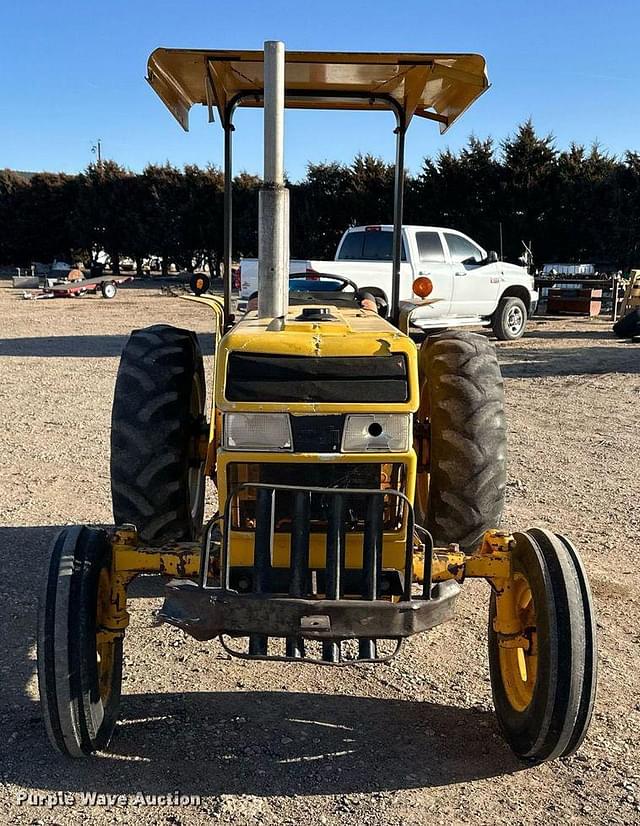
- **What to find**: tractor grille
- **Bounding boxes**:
[199,482,425,664]
[290,414,344,452]
[226,462,406,532]
[225,353,408,403]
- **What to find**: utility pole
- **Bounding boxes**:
[91,139,102,169]
[90,140,104,275]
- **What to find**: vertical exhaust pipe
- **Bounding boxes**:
[258,41,289,319]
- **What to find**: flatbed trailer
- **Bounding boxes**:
[22,274,132,300]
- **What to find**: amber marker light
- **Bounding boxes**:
[412,276,433,298]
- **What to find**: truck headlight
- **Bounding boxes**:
[341,414,410,453]
[223,413,292,451]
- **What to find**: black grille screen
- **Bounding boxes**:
[226,353,408,403]
[228,462,406,532]
[291,415,344,452]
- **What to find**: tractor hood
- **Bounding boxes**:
[214,305,419,414]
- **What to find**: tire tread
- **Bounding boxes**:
[423,332,507,551]
[110,324,205,544]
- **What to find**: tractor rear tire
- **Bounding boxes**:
[417,331,507,552]
[110,324,206,545]
[488,529,597,762]
[38,526,123,757]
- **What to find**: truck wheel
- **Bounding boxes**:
[492,296,527,340]
[111,324,206,544]
[488,529,597,762]
[101,281,117,299]
[38,526,123,757]
[416,331,506,552]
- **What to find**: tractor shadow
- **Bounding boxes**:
[525,326,615,341]
[498,342,639,378]
[0,524,523,800]
[0,333,215,358]
[113,689,522,794]
[4,691,523,798]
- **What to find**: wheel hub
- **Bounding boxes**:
[497,573,538,711]
[507,306,524,335]
[96,568,117,704]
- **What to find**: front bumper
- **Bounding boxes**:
[159,578,460,642]
[158,481,452,664]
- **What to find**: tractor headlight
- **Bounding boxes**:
[341,414,410,453]
[223,413,293,452]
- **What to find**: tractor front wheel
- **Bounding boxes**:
[488,529,597,762]
[37,526,123,757]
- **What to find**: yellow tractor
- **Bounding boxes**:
[38,43,596,763]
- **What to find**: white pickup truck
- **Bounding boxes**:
[239,225,538,339]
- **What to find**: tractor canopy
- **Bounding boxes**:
[146,48,489,132]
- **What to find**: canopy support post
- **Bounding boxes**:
[223,116,234,327]
[391,111,407,326]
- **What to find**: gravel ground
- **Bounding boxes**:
[0,279,638,826]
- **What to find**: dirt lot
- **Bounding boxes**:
[0,279,638,826]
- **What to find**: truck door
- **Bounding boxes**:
[413,231,454,316]
[444,232,500,317]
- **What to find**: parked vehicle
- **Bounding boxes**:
[22,274,132,300]
[239,225,537,340]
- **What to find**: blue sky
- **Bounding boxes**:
[1,0,638,180]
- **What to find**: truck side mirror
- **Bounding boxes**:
[486,250,499,263]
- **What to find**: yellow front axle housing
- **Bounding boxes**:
[99,527,527,652]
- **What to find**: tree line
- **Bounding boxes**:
[1,121,639,274]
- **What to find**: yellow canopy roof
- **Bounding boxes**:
[147,48,489,132]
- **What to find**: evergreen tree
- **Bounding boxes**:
[0,170,29,265]
[1,122,639,273]
[500,119,558,262]
[292,162,352,258]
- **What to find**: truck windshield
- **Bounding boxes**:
[337,230,407,262]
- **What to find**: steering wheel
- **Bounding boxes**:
[289,272,389,317]
[290,272,359,292]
